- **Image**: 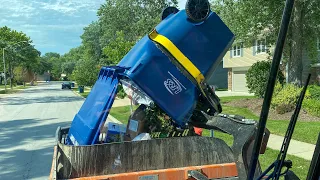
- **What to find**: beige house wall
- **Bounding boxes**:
[223,46,273,68]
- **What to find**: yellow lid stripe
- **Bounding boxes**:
[148,29,205,84]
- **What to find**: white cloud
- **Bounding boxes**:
[0,0,103,54]
[21,24,87,30]
[36,0,104,15]
[0,0,38,18]
[0,0,104,18]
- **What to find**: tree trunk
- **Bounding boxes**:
[23,68,26,87]
[10,65,13,89]
[288,1,303,86]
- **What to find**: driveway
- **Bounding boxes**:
[0,82,84,180]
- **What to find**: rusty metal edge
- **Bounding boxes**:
[49,145,58,180]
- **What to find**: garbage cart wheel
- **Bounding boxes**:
[185,0,210,23]
[161,7,179,20]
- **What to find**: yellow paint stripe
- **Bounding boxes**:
[148,29,205,84]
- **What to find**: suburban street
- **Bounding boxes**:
[0,82,84,180]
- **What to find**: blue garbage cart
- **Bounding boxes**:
[78,86,84,93]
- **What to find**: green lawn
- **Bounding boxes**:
[109,105,138,124]
[203,129,234,146]
[219,96,256,103]
[259,148,311,179]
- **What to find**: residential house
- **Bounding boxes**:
[223,39,320,92]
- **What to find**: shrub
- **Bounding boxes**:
[246,61,284,97]
[275,104,295,114]
[271,84,301,113]
[273,81,283,96]
[144,105,174,133]
[116,85,127,99]
[303,99,320,117]
[308,85,320,100]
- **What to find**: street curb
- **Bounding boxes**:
[71,89,85,99]
[108,114,122,124]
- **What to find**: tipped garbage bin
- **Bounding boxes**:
[79,86,84,93]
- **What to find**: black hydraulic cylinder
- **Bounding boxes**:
[307,133,320,180]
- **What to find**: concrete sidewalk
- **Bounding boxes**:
[267,134,315,160]
[114,97,131,107]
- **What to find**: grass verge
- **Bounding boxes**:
[219,96,256,103]
[109,105,138,124]
[0,85,30,94]
[72,88,90,98]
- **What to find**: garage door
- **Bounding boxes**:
[233,71,249,92]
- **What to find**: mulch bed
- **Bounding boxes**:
[225,98,320,122]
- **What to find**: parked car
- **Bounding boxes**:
[61,82,71,89]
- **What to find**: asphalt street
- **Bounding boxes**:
[0,82,84,180]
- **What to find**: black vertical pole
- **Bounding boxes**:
[247,0,295,179]
[274,74,311,180]
[307,133,320,180]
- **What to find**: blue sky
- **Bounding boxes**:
[0,0,187,55]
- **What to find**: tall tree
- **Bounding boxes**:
[0,26,36,87]
[81,22,103,63]
[72,59,100,86]
[212,0,320,85]
[102,31,135,65]
[60,46,84,77]
[97,0,178,42]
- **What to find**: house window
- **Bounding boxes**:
[232,44,242,57]
[255,39,267,54]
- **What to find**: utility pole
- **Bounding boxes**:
[2,48,6,91]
